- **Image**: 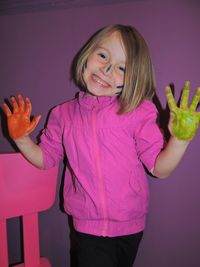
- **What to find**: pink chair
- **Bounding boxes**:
[0,153,58,267]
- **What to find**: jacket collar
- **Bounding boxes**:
[78,91,118,109]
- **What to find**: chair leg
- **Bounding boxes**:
[0,219,9,267]
[23,213,40,267]
[13,257,51,267]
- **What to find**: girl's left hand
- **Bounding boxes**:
[166,81,200,141]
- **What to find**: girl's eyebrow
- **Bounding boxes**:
[95,46,110,55]
[95,45,108,51]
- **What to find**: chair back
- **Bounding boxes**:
[0,153,58,267]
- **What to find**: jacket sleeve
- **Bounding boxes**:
[39,105,64,169]
[133,101,164,172]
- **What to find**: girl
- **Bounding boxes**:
[3,25,200,267]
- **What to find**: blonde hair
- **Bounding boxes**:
[73,24,156,114]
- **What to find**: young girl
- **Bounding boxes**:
[3,24,200,267]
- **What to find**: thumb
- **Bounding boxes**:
[168,111,176,134]
[27,114,41,135]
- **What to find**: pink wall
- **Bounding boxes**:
[0,0,200,266]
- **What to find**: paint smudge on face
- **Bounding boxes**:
[115,85,124,94]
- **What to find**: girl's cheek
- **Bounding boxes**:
[115,78,124,92]
[116,73,124,85]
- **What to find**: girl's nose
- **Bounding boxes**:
[102,64,112,74]
[105,64,112,73]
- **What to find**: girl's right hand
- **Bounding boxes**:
[3,95,41,140]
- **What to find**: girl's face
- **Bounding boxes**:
[83,31,126,97]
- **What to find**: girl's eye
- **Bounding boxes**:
[118,66,126,72]
[98,53,107,60]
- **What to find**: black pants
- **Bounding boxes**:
[75,231,143,267]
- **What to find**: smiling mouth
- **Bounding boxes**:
[92,74,111,88]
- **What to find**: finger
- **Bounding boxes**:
[167,111,175,134]
[10,96,19,113]
[25,97,32,116]
[180,81,190,109]
[190,87,200,111]
[3,102,12,117]
[27,115,41,134]
[165,85,177,111]
[18,95,25,113]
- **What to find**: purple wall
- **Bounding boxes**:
[0,0,200,266]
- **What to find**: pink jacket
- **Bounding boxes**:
[39,92,164,237]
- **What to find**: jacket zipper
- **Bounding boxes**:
[92,105,108,236]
